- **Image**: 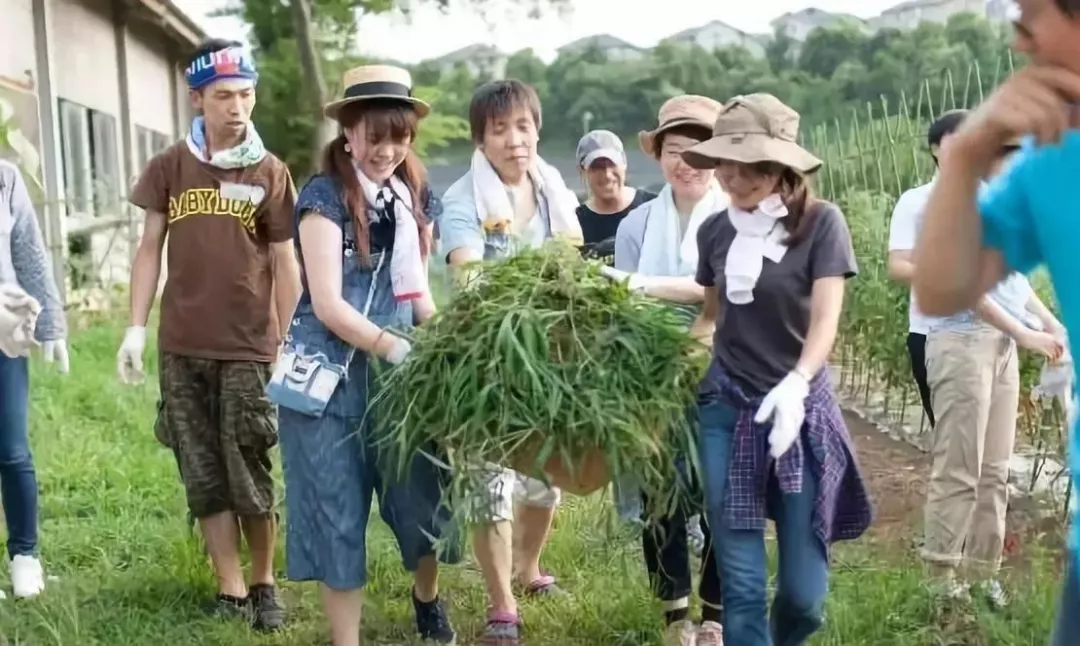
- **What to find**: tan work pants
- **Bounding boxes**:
[921,326,1019,577]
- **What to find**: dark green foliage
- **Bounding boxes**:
[371,242,706,525]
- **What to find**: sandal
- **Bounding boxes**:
[521,572,567,597]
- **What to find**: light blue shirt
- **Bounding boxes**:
[977,131,1080,557]
[437,169,551,262]
[929,271,1034,333]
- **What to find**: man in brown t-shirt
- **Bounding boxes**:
[118,38,301,631]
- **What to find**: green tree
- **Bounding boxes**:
[765,27,796,74]
[505,48,549,98]
[798,22,871,79]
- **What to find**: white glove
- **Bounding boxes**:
[117,326,147,384]
[600,266,649,292]
[384,336,412,365]
[1034,335,1075,428]
[0,285,41,358]
[42,339,70,374]
[754,371,811,459]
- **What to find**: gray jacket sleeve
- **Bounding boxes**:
[4,164,66,341]
[613,201,650,272]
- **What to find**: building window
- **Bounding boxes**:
[135,126,170,173]
[57,99,121,218]
[90,110,120,215]
[58,99,91,217]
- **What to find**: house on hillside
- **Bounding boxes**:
[770,7,870,41]
[665,20,769,58]
[556,34,645,62]
[429,43,507,80]
[870,0,987,30]
[0,0,204,294]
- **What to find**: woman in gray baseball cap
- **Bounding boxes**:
[575,129,656,264]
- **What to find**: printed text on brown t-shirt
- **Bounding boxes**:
[169,188,258,233]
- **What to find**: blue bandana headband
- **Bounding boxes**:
[185,46,258,91]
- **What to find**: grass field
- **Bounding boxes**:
[0,315,1066,645]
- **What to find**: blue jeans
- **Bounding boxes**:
[0,354,37,558]
[697,396,828,646]
[1052,561,1080,646]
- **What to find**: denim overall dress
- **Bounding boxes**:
[277,174,454,590]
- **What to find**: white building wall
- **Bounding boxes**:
[127,30,177,137]
[50,0,122,117]
[0,0,37,85]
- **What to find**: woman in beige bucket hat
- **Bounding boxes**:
[686,94,873,646]
[600,93,730,646]
[274,64,458,646]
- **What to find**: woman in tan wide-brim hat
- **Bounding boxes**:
[598,93,730,646]
[686,93,873,646]
[275,64,458,646]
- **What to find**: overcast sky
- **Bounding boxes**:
[174,0,909,63]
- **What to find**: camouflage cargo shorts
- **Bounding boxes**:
[155,352,277,519]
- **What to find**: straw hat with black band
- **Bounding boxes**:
[681,93,822,175]
[323,64,430,120]
[638,95,724,157]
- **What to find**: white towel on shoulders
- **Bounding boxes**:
[469,149,583,245]
[637,181,728,277]
[725,194,789,305]
[354,167,428,302]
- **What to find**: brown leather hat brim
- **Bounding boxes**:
[681,133,822,175]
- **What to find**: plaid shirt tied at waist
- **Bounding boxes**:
[701,362,874,547]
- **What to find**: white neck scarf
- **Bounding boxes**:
[637,181,728,277]
[185,116,267,169]
[469,149,583,246]
[725,194,789,305]
[353,167,428,302]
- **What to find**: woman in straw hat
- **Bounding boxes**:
[601,94,730,646]
[684,94,873,645]
[271,65,457,646]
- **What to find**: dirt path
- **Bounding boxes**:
[843,410,931,543]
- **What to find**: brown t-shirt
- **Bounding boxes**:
[695,201,857,395]
[130,142,296,362]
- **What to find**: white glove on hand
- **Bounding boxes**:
[384,336,412,365]
[42,340,70,374]
[0,285,41,358]
[754,371,811,459]
[117,326,147,384]
[599,266,649,292]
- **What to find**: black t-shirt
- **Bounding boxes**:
[695,202,858,395]
[577,188,657,264]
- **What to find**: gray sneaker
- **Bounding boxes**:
[248,584,286,631]
[212,593,252,621]
[979,580,1009,610]
[928,575,971,603]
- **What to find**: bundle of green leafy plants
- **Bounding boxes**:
[371,241,707,524]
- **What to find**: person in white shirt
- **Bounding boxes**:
[892,110,1064,607]
[887,110,970,428]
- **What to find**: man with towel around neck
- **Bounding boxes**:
[438,78,583,646]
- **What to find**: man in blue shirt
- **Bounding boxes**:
[912,1,1080,642]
